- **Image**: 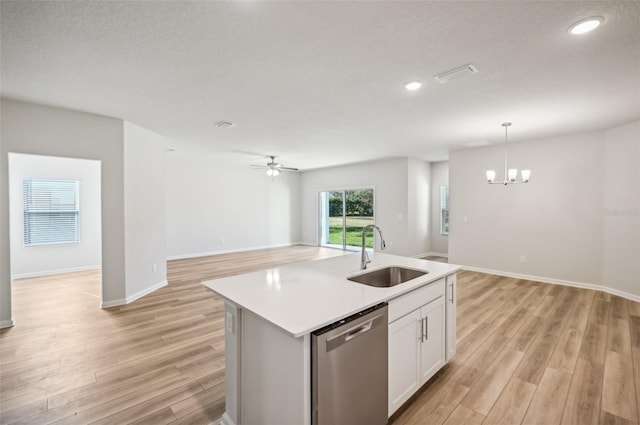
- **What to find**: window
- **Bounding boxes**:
[319,189,375,251]
[23,179,79,246]
[440,185,449,235]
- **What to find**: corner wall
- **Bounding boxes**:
[430,161,449,256]
[1,98,125,326]
[407,158,431,256]
[449,120,640,300]
[123,122,168,302]
[602,121,640,297]
[1,99,172,326]
[300,157,431,257]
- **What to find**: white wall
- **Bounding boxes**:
[123,122,167,300]
[450,130,604,285]
[430,161,449,256]
[0,102,6,327]
[300,158,431,257]
[8,153,101,278]
[407,158,431,256]
[1,99,171,327]
[165,155,301,259]
[449,120,640,299]
[1,98,125,326]
[602,121,640,297]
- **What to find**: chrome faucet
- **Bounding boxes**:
[361,225,386,270]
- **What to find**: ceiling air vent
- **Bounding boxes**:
[434,64,479,84]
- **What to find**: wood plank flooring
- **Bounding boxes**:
[0,246,344,425]
[390,273,640,425]
[1,245,639,425]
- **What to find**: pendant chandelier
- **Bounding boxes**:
[486,122,530,185]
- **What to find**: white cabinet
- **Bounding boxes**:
[419,297,445,383]
[388,309,421,414]
[388,279,447,417]
[445,274,457,361]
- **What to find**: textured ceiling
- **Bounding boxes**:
[1,1,639,169]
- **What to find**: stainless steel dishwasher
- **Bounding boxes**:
[312,303,388,425]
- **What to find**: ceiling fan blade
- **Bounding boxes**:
[249,155,298,173]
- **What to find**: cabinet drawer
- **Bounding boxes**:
[388,279,445,323]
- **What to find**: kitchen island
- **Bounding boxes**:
[202,252,460,425]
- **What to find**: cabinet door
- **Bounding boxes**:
[388,309,421,417]
[419,296,445,384]
[445,274,457,361]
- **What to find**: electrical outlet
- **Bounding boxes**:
[152,263,157,272]
[520,256,526,264]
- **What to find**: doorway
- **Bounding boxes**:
[319,188,375,251]
[8,153,103,316]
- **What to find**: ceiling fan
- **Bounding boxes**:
[251,156,299,176]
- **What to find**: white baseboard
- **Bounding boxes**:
[299,241,318,247]
[126,280,168,304]
[462,265,640,303]
[12,265,101,280]
[100,280,168,309]
[101,298,126,309]
[0,319,16,329]
[167,242,305,261]
[221,412,236,425]
[413,252,449,259]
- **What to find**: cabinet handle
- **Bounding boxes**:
[449,282,455,304]
[419,318,424,342]
[424,317,428,340]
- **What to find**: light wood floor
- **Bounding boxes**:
[1,246,639,425]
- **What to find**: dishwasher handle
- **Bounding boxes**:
[325,313,384,352]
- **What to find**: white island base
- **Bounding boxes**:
[203,253,460,425]
[222,302,313,425]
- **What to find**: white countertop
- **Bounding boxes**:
[202,252,460,337]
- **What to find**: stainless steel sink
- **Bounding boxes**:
[348,266,428,288]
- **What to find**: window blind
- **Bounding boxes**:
[23,179,80,246]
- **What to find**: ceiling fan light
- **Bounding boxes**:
[486,170,496,183]
[404,81,422,91]
[568,16,603,35]
[266,168,280,177]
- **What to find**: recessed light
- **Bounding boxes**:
[567,16,603,35]
[404,81,422,91]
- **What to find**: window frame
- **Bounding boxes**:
[23,178,80,247]
[317,187,376,251]
[440,185,449,236]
